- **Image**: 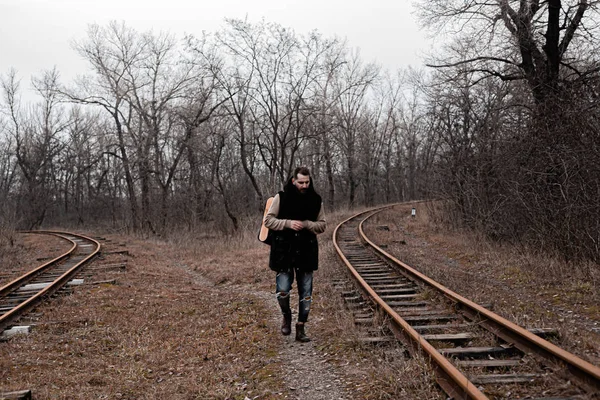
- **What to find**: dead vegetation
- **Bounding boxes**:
[310,223,443,399]
[1,235,283,399]
[4,204,594,399]
[0,233,69,288]
[0,211,444,399]
[363,203,600,368]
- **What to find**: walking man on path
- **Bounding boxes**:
[264,166,326,342]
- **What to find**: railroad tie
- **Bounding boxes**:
[0,389,32,400]
[469,373,539,385]
[420,332,477,343]
[438,345,521,359]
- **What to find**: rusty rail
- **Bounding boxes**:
[0,231,101,332]
[333,204,600,399]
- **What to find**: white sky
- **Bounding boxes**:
[1,0,431,98]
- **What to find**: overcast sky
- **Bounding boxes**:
[1,0,431,98]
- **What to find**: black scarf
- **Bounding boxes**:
[277,178,322,222]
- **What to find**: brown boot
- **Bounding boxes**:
[281,313,292,336]
[295,322,310,342]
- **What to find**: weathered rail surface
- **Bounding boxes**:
[333,205,600,399]
[0,231,101,333]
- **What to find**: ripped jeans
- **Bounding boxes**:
[276,268,313,323]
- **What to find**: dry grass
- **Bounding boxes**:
[0,233,69,287]
[1,235,282,399]
[0,212,444,399]
[311,207,443,399]
[363,202,600,367]
[9,202,589,399]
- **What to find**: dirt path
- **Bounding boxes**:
[178,257,350,399]
[253,290,348,400]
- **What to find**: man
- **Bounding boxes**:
[264,166,326,342]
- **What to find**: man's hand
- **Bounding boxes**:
[290,220,304,231]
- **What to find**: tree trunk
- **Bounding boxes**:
[114,110,140,232]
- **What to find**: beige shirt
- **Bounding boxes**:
[264,194,327,235]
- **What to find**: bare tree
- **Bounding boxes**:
[1,68,68,228]
[69,21,145,231]
[0,74,18,207]
[330,50,379,206]
[59,107,103,225]
[358,85,392,206]
[421,0,598,104]
[304,40,348,209]
[217,19,338,194]
[0,18,470,238]
[418,0,600,261]
[0,94,18,233]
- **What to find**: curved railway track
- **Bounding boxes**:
[0,231,101,333]
[333,205,600,399]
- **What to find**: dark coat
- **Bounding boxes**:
[269,179,322,272]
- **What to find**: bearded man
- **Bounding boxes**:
[264,166,326,342]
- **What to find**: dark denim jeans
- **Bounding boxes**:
[276,268,313,323]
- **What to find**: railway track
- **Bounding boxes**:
[333,205,600,399]
[0,231,101,334]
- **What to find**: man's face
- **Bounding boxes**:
[293,173,310,193]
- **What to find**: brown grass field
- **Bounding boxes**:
[363,203,600,368]
[1,204,598,399]
[0,234,69,288]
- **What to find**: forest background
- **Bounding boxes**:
[1,0,599,265]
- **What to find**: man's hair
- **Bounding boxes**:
[293,166,311,178]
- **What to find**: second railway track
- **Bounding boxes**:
[334,205,600,399]
[0,231,101,334]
